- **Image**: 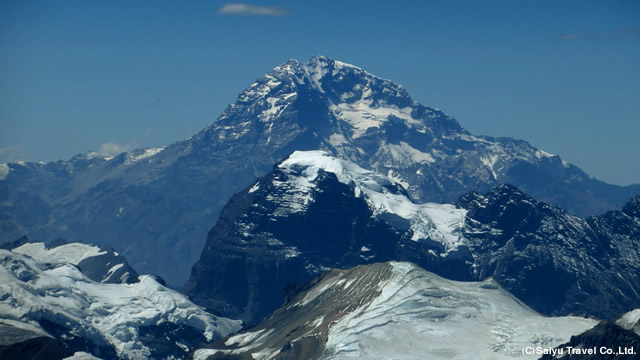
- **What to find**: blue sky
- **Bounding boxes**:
[1,0,638,185]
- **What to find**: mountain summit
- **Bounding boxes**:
[1,56,638,285]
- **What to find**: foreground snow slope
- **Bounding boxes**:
[0,244,241,359]
[195,262,597,360]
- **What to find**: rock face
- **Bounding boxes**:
[2,56,638,286]
[185,151,640,324]
[0,243,241,360]
[458,188,640,318]
[193,262,597,360]
[539,309,640,360]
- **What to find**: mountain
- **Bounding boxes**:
[2,55,638,286]
[0,242,241,360]
[184,151,640,324]
[193,262,597,360]
[183,150,471,323]
[457,186,640,318]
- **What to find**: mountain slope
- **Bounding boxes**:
[2,56,638,286]
[0,243,241,359]
[185,151,640,324]
[183,150,472,323]
[194,262,597,360]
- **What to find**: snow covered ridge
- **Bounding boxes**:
[195,262,598,360]
[278,150,467,253]
[10,240,138,284]
[124,146,166,165]
[68,146,167,165]
[12,241,107,263]
[0,247,241,359]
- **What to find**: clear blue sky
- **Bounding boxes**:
[1,0,639,185]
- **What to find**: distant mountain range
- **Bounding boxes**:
[2,55,638,288]
[184,151,640,325]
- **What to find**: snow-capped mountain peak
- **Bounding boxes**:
[218,55,425,137]
[277,150,467,252]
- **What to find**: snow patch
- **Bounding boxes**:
[480,154,499,180]
[386,169,409,190]
[84,152,114,161]
[329,101,418,139]
[302,59,328,93]
[259,93,295,122]
[328,133,349,148]
[298,273,344,307]
[194,349,221,360]
[104,263,125,282]
[124,147,165,165]
[248,182,260,193]
[535,149,555,159]
[384,142,435,164]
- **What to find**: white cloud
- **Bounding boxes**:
[98,142,134,156]
[217,3,290,16]
[0,144,27,163]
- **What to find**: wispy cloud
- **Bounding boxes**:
[217,3,290,16]
[555,32,581,41]
[0,144,27,163]
[554,28,639,42]
[98,142,135,156]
